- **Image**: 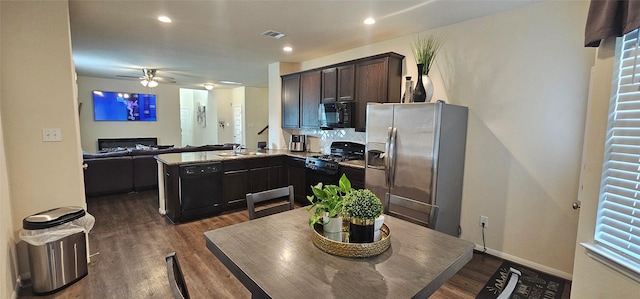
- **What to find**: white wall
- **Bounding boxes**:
[0,95,16,298]
[179,88,195,146]
[78,76,183,152]
[272,1,594,277]
[245,87,269,149]
[193,89,217,145]
[571,38,640,297]
[268,62,300,150]
[203,86,270,148]
[231,87,246,145]
[79,76,244,152]
[442,0,592,278]
[1,0,85,281]
[0,2,18,297]
[216,89,234,144]
[179,88,218,146]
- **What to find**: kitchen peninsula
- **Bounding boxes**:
[155,149,364,223]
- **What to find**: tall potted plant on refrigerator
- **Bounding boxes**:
[410,33,444,102]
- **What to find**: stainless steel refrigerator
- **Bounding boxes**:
[365,102,468,236]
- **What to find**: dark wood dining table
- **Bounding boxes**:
[204,208,474,298]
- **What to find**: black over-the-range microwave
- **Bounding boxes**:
[319,101,354,129]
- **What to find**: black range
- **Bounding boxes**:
[305,141,365,188]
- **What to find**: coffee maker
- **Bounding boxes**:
[289,135,307,152]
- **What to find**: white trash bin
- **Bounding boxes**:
[20,207,95,295]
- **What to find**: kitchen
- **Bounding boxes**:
[4,1,636,298]
[154,97,471,298]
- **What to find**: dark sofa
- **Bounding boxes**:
[83,144,235,197]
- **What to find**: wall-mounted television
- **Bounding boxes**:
[92,90,157,121]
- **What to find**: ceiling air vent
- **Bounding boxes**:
[261,30,286,39]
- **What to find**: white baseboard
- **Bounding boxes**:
[13,275,25,299]
[12,279,18,299]
[18,272,30,286]
[474,244,573,281]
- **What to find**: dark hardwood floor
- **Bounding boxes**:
[18,190,570,298]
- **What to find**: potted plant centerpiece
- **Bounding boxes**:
[410,33,444,102]
[343,189,383,243]
[307,174,352,233]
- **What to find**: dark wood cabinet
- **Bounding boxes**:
[322,64,355,103]
[166,156,365,216]
[305,170,340,198]
[272,156,286,188]
[340,166,365,190]
[281,73,300,129]
[223,157,289,211]
[300,71,321,128]
[249,162,272,193]
[354,54,404,131]
[223,160,250,210]
[281,71,320,129]
[337,64,355,102]
[163,164,179,220]
[285,156,308,205]
[282,52,403,131]
[321,68,337,102]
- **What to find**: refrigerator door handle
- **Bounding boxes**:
[389,127,398,187]
[385,127,393,187]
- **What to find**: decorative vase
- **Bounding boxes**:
[402,76,413,103]
[413,64,427,102]
[422,75,434,102]
[323,214,343,233]
[349,218,375,243]
[374,215,385,241]
[324,231,343,242]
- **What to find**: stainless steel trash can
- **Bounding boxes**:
[23,207,88,295]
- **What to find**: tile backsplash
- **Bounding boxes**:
[285,128,365,153]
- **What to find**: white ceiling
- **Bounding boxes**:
[69,0,540,89]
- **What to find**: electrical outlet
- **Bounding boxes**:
[480,216,488,228]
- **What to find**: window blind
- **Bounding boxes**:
[592,29,640,276]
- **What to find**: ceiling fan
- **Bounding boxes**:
[117,68,176,88]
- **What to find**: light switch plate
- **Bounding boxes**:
[42,128,62,142]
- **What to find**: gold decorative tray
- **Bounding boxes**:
[311,223,390,258]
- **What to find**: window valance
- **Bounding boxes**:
[585,0,640,47]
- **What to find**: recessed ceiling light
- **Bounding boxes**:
[283,46,293,52]
[364,17,376,25]
[158,16,172,23]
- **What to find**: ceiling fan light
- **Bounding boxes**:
[147,80,159,88]
[158,16,172,23]
[140,79,149,86]
[220,80,242,85]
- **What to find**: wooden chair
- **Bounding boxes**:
[246,185,295,220]
[165,252,190,299]
[385,193,439,229]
